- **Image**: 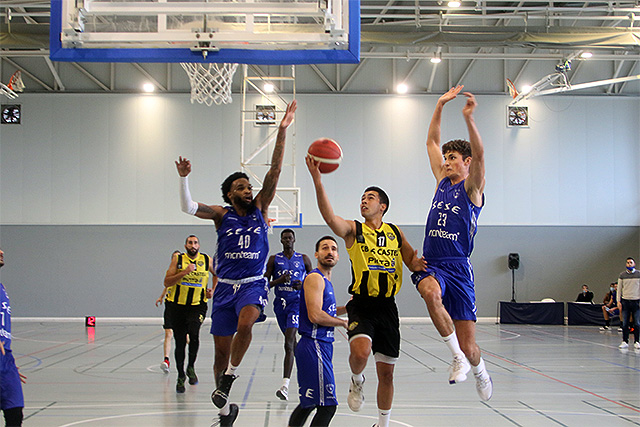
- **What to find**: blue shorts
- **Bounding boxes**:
[1,351,24,411]
[210,278,269,336]
[295,336,337,408]
[273,296,300,334]
[412,259,477,321]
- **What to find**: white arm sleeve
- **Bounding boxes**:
[180,176,199,215]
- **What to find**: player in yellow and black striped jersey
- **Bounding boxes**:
[163,235,216,393]
[307,154,427,427]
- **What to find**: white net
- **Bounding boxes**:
[1,71,24,99]
[180,62,238,106]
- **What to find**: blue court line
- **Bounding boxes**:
[241,321,271,408]
[12,353,42,370]
[593,357,640,372]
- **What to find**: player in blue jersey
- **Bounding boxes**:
[288,236,347,427]
[0,248,27,427]
[176,100,297,426]
[411,86,493,400]
[265,229,312,401]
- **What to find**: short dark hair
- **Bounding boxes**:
[280,228,295,237]
[442,139,472,160]
[185,234,198,244]
[221,172,250,204]
[364,186,390,216]
[315,235,337,252]
[627,257,636,263]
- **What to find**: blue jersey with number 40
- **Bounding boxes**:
[215,205,270,280]
[0,283,13,352]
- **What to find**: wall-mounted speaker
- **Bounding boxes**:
[508,253,520,270]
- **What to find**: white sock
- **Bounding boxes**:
[472,357,486,376]
[282,378,290,388]
[219,402,230,416]
[225,363,238,376]
[443,332,464,357]
[351,372,364,384]
[378,408,391,427]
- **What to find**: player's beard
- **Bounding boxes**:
[233,193,254,210]
[318,256,336,268]
[186,247,198,258]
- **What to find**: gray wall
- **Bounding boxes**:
[1,92,638,317]
[0,224,636,318]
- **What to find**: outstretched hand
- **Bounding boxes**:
[438,85,464,106]
[279,100,298,129]
[305,154,322,181]
[175,156,191,177]
[462,92,477,118]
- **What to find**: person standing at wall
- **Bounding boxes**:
[0,248,27,427]
[617,257,640,349]
[176,100,296,426]
[156,249,182,373]
[265,228,312,401]
[411,85,493,401]
[163,236,215,393]
[288,235,347,427]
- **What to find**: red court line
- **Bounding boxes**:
[483,349,640,413]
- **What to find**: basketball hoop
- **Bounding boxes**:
[506,78,518,99]
[267,217,277,235]
[180,62,238,106]
[0,71,24,99]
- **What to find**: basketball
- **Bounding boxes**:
[307,138,343,173]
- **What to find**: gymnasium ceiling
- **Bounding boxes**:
[2,0,640,96]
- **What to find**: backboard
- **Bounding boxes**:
[50,0,360,64]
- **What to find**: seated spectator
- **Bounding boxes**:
[576,284,594,303]
[600,282,620,331]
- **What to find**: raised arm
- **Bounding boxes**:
[462,92,485,207]
[427,86,464,184]
[175,156,226,222]
[304,273,348,329]
[163,253,195,288]
[255,101,297,217]
[306,155,356,247]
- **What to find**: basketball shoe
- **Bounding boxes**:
[276,385,288,401]
[448,354,471,384]
[161,357,170,373]
[347,376,365,412]
[212,374,238,408]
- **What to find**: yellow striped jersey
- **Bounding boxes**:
[347,221,403,298]
[165,253,210,305]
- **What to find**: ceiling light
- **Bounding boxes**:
[448,0,461,7]
[263,82,275,93]
[430,52,442,64]
[143,83,155,92]
[396,83,408,94]
[521,85,532,94]
[580,52,593,59]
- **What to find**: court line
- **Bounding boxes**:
[23,401,57,422]
[593,357,640,373]
[582,399,640,425]
[482,349,640,414]
[481,401,523,426]
[518,400,568,426]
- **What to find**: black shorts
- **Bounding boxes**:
[346,296,400,358]
[165,301,208,330]
[163,303,173,330]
